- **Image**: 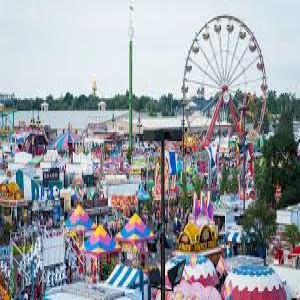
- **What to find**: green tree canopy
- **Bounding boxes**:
[282,224,300,248]
[256,110,300,208]
[242,199,276,263]
[179,172,191,211]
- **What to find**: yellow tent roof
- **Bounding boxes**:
[184,222,200,244]
[7,182,20,193]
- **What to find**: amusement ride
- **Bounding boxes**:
[182,15,267,147]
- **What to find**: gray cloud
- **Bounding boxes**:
[0,0,299,98]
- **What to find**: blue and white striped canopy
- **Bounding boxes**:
[106,264,140,289]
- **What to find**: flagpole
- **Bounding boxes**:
[128,0,134,150]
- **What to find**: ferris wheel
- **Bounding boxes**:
[182,15,267,147]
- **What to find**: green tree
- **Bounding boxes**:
[259,110,300,208]
[179,172,190,211]
[191,175,204,199]
[219,166,229,195]
[229,167,239,195]
[0,220,11,245]
[242,199,276,264]
[282,224,300,248]
[126,147,133,162]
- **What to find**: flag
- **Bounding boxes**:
[216,256,226,275]
[193,192,198,218]
[203,192,208,216]
[205,146,216,168]
[207,201,214,220]
[206,191,211,206]
[224,283,232,300]
[166,150,177,175]
[200,191,205,215]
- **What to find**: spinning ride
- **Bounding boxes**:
[182,15,267,147]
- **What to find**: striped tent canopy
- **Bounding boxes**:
[53,131,79,151]
[115,213,155,243]
[84,225,121,256]
[65,204,94,231]
[105,264,141,289]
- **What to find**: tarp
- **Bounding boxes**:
[65,204,94,231]
[115,213,154,243]
[84,225,121,255]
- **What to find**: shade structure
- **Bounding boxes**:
[166,254,219,287]
[223,264,287,300]
[84,225,121,256]
[53,131,77,151]
[65,204,94,231]
[137,184,150,202]
[115,213,155,243]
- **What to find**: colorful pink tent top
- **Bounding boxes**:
[115,213,155,243]
[65,204,94,231]
[223,264,287,300]
[84,225,121,256]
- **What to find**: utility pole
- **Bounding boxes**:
[239,93,248,216]
[160,133,165,300]
[128,0,134,149]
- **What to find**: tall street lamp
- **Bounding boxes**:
[239,93,249,215]
[144,129,182,300]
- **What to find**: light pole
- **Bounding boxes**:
[128,0,134,150]
[239,93,248,215]
[137,115,142,148]
[143,130,182,300]
[160,133,165,300]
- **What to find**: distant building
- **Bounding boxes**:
[41,101,49,112]
[186,96,216,116]
[98,101,106,111]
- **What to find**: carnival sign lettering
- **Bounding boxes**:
[177,225,217,253]
[43,168,60,187]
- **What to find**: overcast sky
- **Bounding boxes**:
[0,0,299,99]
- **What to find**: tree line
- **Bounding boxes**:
[3,90,300,119]
[9,92,181,117]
